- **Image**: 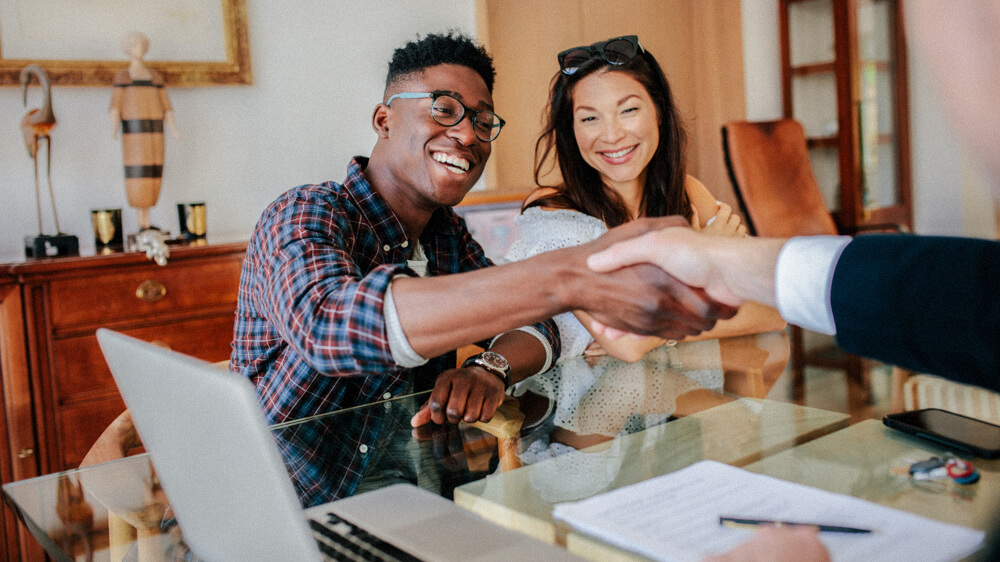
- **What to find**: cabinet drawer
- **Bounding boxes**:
[55,396,127,470]
[47,257,241,329]
[52,315,237,404]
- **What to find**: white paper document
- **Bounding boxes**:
[552,460,985,562]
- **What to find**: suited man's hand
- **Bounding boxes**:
[561,217,739,340]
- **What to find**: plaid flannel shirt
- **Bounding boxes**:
[231,157,559,506]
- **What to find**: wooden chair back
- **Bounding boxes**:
[721,119,876,413]
[722,119,839,238]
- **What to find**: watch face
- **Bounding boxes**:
[479,351,509,371]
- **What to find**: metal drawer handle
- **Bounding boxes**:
[18,448,33,459]
[136,280,167,302]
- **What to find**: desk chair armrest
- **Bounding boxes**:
[844,222,909,235]
[467,396,524,440]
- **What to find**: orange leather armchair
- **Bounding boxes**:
[721,119,901,412]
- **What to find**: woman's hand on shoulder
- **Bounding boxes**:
[700,202,747,237]
[684,176,747,237]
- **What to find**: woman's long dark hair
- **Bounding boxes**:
[530,47,690,227]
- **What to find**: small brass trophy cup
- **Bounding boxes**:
[177,202,207,242]
[91,209,124,253]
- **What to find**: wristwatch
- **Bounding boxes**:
[462,351,511,389]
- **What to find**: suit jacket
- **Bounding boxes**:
[830,234,1000,394]
[830,233,1000,560]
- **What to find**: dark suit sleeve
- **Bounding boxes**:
[831,234,1000,393]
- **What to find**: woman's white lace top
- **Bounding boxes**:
[502,206,725,444]
[513,340,724,438]
[502,207,608,361]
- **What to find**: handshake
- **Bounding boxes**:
[577,216,786,340]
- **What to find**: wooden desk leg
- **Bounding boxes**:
[889,367,913,413]
[468,397,525,472]
[136,525,168,562]
[497,437,523,472]
[720,331,790,400]
[108,512,136,561]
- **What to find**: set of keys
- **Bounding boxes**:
[893,454,981,484]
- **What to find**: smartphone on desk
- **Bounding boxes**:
[884,408,1000,459]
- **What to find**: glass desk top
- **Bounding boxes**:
[2,330,861,561]
[561,420,1000,561]
[743,419,1000,532]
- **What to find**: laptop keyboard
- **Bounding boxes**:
[310,512,423,562]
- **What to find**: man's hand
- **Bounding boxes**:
[701,527,830,562]
[563,217,739,339]
[587,226,788,333]
[410,366,505,427]
[589,226,748,306]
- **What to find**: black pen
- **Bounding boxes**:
[719,516,873,534]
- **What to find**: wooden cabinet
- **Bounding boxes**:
[779,0,912,231]
[0,274,39,562]
[0,240,246,560]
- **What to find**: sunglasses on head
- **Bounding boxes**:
[557,35,643,75]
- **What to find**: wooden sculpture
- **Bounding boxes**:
[21,64,78,258]
[21,64,61,235]
[109,31,180,231]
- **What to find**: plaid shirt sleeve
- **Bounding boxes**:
[250,189,408,376]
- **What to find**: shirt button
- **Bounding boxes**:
[383,244,390,252]
[359,444,369,454]
[382,392,392,400]
[401,240,409,248]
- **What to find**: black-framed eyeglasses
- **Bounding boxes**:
[557,35,643,75]
[385,91,506,142]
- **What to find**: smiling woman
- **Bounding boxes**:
[570,72,661,205]
[472,0,747,207]
[501,33,785,368]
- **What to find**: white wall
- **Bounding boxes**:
[0,1,477,259]
[4,1,993,261]
[740,0,783,122]
[740,0,993,238]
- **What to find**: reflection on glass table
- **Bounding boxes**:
[454,399,850,545]
[514,338,764,462]
[3,330,822,561]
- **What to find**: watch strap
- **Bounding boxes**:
[462,352,510,389]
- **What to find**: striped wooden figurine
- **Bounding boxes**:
[109,32,179,231]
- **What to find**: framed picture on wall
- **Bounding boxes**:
[455,200,523,263]
[0,0,251,86]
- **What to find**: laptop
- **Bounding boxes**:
[96,328,580,561]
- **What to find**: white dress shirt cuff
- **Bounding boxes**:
[385,279,429,368]
[775,236,851,335]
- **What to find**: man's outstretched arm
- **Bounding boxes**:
[391,217,740,360]
[587,226,856,340]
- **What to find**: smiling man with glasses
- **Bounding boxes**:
[232,32,736,507]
